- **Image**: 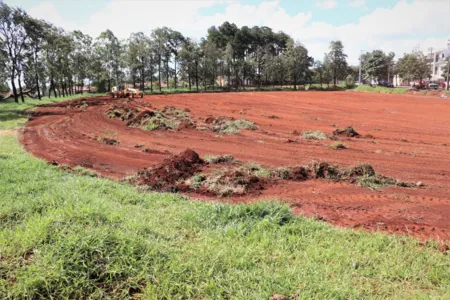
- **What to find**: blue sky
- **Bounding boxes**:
[8,0,450,64]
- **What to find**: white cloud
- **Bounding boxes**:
[348,0,365,8]
[25,0,450,65]
[316,0,338,9]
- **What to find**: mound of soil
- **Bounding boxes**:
[332,126,360,137]
[136,149,204,192]
[101,138,120,145]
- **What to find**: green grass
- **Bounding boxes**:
[0,134,449,298]
[351,85,408,94]
[0,94,105,130]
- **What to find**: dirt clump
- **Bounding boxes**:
[332,126,360,137]
[100,138,119,145]
[135,149,204,192]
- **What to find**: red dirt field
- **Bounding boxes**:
[20,91,450,242]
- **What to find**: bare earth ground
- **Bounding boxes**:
[20,91,450,242]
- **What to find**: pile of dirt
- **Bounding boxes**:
[135,149,204,192]
[332,126,360,137]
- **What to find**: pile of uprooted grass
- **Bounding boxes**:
[134,151,420,196]
[106,105,195,131]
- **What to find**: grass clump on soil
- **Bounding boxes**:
[204,154,235,164]
[301,130,329,140]
[0,134,449,299]
[128,106,194,132]
[213,118,257,134]
[331,142,347,150]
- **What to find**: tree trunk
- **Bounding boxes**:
[11,74,18,103]
[133,75,136,88]
[108,78,111,92]
[150,56,153,92]
[18,71,25,103]
[166,55,169,90]
[447,61,450,90]
[158,54,162,92]
[188,71,191,91]
[293,74,297,91]
[35,71,41,100]
[195,59,199,92]
[142,56,145,91]
[174,56,177,89]
[203,60,206,92]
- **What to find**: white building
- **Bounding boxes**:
[428,41,450,81]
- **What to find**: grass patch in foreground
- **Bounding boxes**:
[0,135,449,298]
[0,94,104,130]
[351,85,408,94]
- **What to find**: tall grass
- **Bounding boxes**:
[0,134,449,298]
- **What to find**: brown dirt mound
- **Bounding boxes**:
[136,149,204,192]
[332,126,360,137]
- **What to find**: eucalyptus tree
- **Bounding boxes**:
[327,40,348,88]
[71,30,92,94]
[0,2,30,102]
[95,29,122,91]
[127,32,149,90]
[285,39,313,90]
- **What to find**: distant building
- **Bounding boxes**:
[428,41,450,81]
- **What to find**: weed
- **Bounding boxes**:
[301,130,329,140]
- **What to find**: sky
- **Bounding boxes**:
[7,0,450,65]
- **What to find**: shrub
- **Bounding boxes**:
[345,75,355,89]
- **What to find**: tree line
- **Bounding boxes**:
[0,1,443,103]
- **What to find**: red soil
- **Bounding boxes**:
[20,92,450,242]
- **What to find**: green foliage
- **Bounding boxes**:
[361,50,395,82]
[395,52,430,82]
[344,74,355,89]
[327,41,348,87]
[0,134,449,298]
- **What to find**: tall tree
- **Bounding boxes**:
[328,40,348,88]
[0,2,30,102]
[95,29,121,91]
[285,39,313,90]
[395,52,430,84]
